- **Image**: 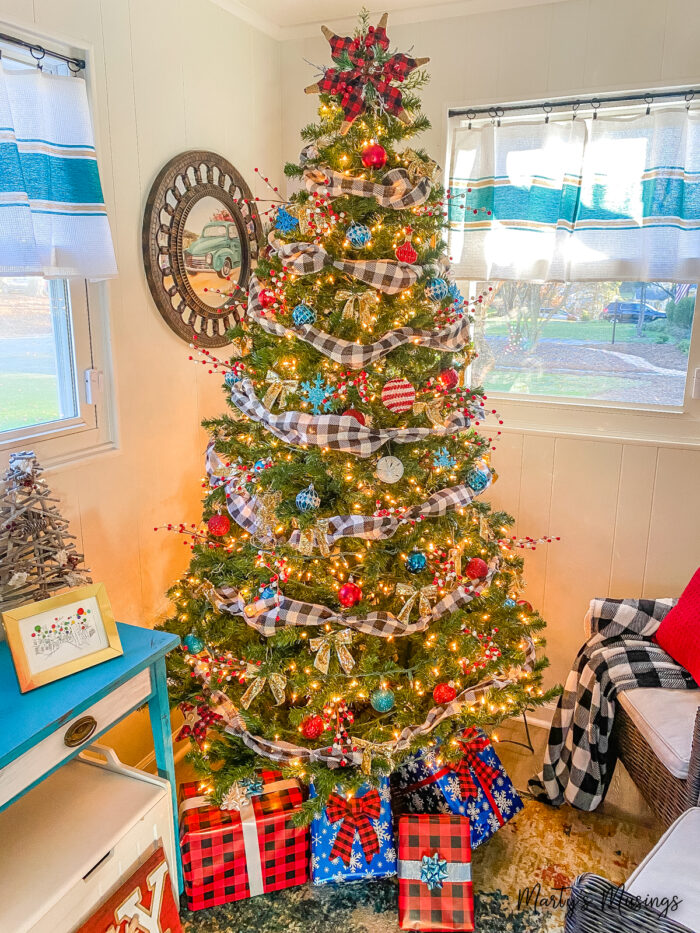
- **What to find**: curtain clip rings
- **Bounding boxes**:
[29,44,46,71]
[488,106,504,128]
[591,98,601,120]
[645,94,653,116]
[686,91,696,111]
[571,102,581,121]
[466,109,476,130]
[542,103,553,124]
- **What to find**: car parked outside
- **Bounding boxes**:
[602,300,667,322]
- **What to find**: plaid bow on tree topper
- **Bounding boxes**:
[305,13,429,134]
[326,788,382,865]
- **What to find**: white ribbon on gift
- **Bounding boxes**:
[398,859,472,884]
[179,778,297,897]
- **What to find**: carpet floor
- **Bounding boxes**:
[181,795,662,933]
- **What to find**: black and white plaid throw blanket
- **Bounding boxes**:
[529,596,696,810]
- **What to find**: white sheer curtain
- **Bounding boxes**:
[447,107,700,283]
[0,64,117,278]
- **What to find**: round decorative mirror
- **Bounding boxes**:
[142,151,262,347]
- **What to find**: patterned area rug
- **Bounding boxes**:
[181,798,661,932]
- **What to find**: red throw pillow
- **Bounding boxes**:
[653,567,700,683]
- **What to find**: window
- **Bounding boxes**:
[447,94,700,443]
[0,30,117,465]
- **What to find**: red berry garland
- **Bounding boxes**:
[207,513,231,537]
[259,288,276,309]
[433,682,457,704]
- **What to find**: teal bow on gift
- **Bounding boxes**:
[421,851,449,891]
[240,777,264,799]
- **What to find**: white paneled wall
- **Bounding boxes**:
[0,0,282,763]
[280,0,700,688]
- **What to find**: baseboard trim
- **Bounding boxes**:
[521,701,557,730]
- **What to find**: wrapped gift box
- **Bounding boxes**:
[179,770,308,910]
[310,778,397,884]
[398,813,474,931]
[392,728,523,848]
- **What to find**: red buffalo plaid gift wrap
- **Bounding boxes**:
[398,814,474,932]
[179,771,309,911]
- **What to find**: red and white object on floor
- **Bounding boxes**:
[76,845,182,933]
[179,770,309,910]
[398,813,474,931]
[0,745,178,933]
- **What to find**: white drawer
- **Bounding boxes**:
[0,668,151,808]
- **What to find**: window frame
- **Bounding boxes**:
[446,89,700,448]
[0,26,117,469]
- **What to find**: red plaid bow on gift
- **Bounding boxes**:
[326,788,382,865]
[452,728,501,802]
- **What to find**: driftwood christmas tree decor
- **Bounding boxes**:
[0,451,90,613]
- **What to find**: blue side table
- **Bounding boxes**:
[0,622,183,891]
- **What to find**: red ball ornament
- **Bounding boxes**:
[433,682,457,704]
[516,599,534,613]
[301,714,325,740]
[338,581,362,607]
[259,288,276,309]
[465,557,489,579]
[361,143,388,169]
[207,513,231,537]
[438,368,459,390]
[343,408,366,425]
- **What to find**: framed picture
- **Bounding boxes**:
[142,150,262,347]
[1,583,122,693]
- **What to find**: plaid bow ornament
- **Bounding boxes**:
[421,852,449,891]
[304,15,429,134]
[336,289,378,328]
[240,664,287,709]
[395,582,438,623]
[453,728,501,801]
[263,370,298,409]
[326,788,382,864]
[309,628,355,674]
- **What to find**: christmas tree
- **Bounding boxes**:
[161,11,556,815]
[0,451,90,612]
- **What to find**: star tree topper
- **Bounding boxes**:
[305,13,430,135]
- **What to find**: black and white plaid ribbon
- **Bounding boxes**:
[248,275,470,370]
[211,636,537,768]
[302,158,433,212]
[268,234,423,294]
[230,378,473,458]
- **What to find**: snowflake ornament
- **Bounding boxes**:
[433,446,457,470]
[300,373,335,414]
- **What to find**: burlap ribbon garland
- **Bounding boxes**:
[309,628,355,674]
[263,370,298,409]
[395,583,439,623]
[240,664,287,709]
[247,275,470,369]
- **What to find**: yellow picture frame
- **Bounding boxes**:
[1,584,123,693]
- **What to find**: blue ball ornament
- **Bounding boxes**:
[224,371,241,388]
[292,303,317,327]
[254,459,268,472]
[504,598,516,608]
[261,585,276,599]
[425,277,449,302]
[183,633,205,654]
[466,468,490,492]
[346,221,372,248]
[371,687,395,712]
[406,550,428,574]
[275,206,299,233]
[296,483,321,512]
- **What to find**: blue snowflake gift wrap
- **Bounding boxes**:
[392,728,523,849]
[310,779,397,884]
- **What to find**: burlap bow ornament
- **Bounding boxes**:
[336,289,378,328]
[292,518,331,557]
[263,370,299,409]
[401,148,440,184]
[352,737,397,775]
[395,582,438,623]
[309,628,355,675]
[254,490,283,539]
[240,664,287,709]
[413,398,445,426]
[448,546,462,578]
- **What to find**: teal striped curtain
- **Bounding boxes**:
[0,64,116,278]
[447,109,700,282]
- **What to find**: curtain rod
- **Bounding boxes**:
[449,87,699,119]
[0,31,85,71]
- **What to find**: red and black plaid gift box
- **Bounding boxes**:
[398,814,474,932]
[179,771,309,911]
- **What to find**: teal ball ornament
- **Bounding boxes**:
[425,277,449,302]
[275,206,299,233]
[371,687,395,712]
[292,303,316,327]
[346,222,371,247]
[224,370,241,388]
[406,550,427,574]
[296,483,320,512]
[466,468,490,492]
[183,634,205,654]
[261,585,276,599]
[504,597,516,608]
